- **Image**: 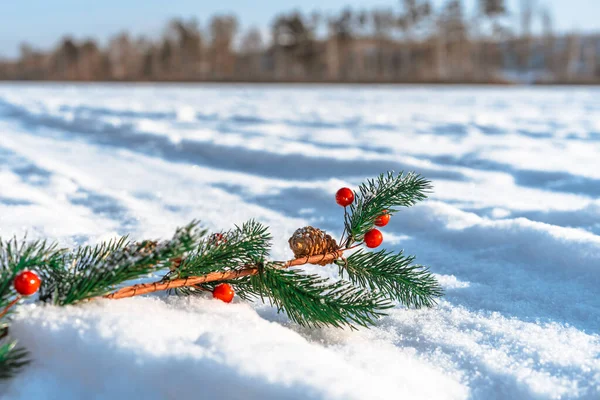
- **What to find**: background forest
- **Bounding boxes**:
[1,0,598,83]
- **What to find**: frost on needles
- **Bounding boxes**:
[0,171,442,379]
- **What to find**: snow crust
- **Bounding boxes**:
[0,84,599,399]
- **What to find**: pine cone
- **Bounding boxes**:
[288,226,339,265]
[135,240,157,256]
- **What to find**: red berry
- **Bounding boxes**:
[336,187,354,207]
[213,283,235,303]
[375,211,390,227]
[364,229,383,248]
[13,270,41,296]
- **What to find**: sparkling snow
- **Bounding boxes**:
[0,84,599,399]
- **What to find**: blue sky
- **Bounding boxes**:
[1,0,598,58]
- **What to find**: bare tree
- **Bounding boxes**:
[480,0,506,17]
[18,43,47,80]
[107,33,143,80]
[239,27,264,79]
[475,0,508,80]
[518,0,536,75]
[78,40,106,80]
[370,10,396,79]
[565,33,582,81]
[398,0,432,78]
[209,15,238,79]
[540,6,555,80]
[167,18,203,79]
[273,12,318,80]
[437,0,468,81]
[326,8,356,80]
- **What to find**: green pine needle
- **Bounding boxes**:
[42,221,207,305]
[0,171,442,383]
[0,237,65,308]
[247,266,393,329]
[173,219,271,278]
[345,171,431,245]
[342,249,443,308]
[0,341,29,380]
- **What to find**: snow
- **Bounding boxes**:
[0,83,599,399]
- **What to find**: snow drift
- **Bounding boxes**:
[0,84,598,399]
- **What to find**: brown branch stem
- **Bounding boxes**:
[0,296,21,319]
[104,249,347,300]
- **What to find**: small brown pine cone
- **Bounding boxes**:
[288,226,339,265]
[136,240,157,256]
[169,257,183,271]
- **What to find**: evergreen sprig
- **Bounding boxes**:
[38,237,128,304]
[0,237,65,381]
[170,220,271,279]
[0,238,65,308]
[341,249,443,308]
[0,171,443,381]
[344,172,431,246]
[0,341,29,380]
[247,265,393,329]
[41,221,207,305]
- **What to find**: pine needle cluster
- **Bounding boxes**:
[0,238,66,378]
[0,171,443,380]
[343,171,431,246]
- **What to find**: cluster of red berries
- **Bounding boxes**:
[5,190,393,307]
[336,187,391,249]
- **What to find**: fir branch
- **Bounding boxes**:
[344,172,431,246]
[342,249,443,308]
[105,268,260,299]
[0,171,444,383]
[38,237,129,304]
[0,237,65,308]
[171,220,271,278]
[0,341,29,380]
[105,249,345,300]
[246,265,393,329]
[43,221,207,305]
[0,298,21,320]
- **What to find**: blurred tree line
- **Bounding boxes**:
[1,0,599,83]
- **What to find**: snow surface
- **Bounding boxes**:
[0,83,599,399]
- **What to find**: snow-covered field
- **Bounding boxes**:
[0,83,598,399]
